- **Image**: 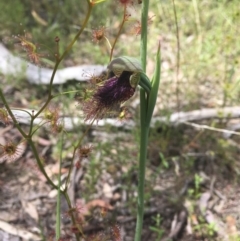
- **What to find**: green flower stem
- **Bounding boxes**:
[134,0,150,241]
[134,119,149,241]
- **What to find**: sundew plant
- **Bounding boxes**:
[0,0,160,240]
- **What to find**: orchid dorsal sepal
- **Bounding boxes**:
[107,56,143,77]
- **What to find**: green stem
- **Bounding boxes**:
[28,139,58,189]
[0,89,27,138]
[62,191,84,239]
[134,0,150,240]
[0,90,57,190]
[140,0,149,72]
[134,123,149,241]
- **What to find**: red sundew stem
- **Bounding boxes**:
[62,192,85,238]
[32,1,93,121]
[109,5,127,61]
[0,91,28,138]
[0,89,59,190]
[0,2,94,241]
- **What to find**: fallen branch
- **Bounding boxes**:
[153,106,240,124]
[9,107,240,134]
[0,43,105,85]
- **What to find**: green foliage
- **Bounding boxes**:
[0,1,27,36]
[1,0,114,65]
[188,174,203,199]
[194,222,217,238]
[159,152,169,169]
[149,214,165,241]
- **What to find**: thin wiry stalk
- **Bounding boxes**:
[192,0,202,54]
[33,0,93,120]
[134,0,150,240]
[64,118,95,192]
[109,5,127,61]
[0,2,94,241]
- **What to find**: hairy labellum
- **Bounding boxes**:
[83,71,135,121]
[94,71,135,108]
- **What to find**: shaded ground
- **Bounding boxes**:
[1,101,240,241]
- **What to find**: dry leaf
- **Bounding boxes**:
[85,199,113,211]
[0,220,41,240]
[103,183,113,198]
[21,200,39,221]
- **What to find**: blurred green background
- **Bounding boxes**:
[1,0,240,110]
